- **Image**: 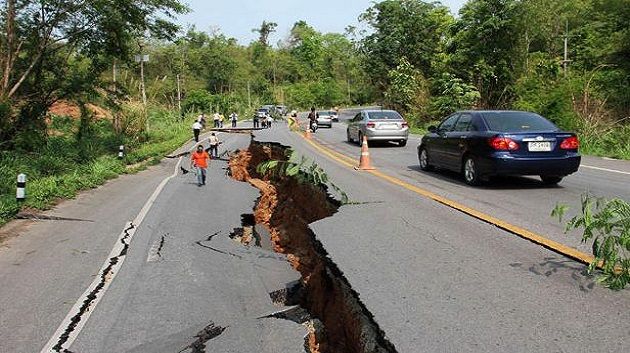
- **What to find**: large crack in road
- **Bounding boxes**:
[178,322,227,353]
[229,140,398,353]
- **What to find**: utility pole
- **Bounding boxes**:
[2,0,15,93]
[561,20,572,77]
[135,41,150,131]
[139,53,147,107]
[112,59,117,84]
[176,73,182,114]
[347,78,351,104]
[247,80,251,109]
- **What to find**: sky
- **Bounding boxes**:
[176,0,466,45]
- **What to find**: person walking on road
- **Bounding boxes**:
[261,113,268,129]
[197,113,207,128]
[190,145,210,186]
[192,120,203,142]
[266,115,273,128]
[253,113,260,129]
[288,110,298,131]
[213,112,220,128]
[207,132,220,158]
[230,112,238,128]
[219,113,225,128]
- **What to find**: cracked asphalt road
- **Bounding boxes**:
[1,119,629,353]
[254,122,630,352]
[0,131,306,353]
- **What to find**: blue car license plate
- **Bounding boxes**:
[528,141,552,152]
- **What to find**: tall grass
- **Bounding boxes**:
[0,105,192,226]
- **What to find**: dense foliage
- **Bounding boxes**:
[360,0,630,157]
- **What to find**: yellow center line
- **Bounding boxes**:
[301,132,596,266]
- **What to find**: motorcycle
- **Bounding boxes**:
[310,120,318,133]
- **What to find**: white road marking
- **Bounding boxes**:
[581,164,630,176]
[39,139,207,353]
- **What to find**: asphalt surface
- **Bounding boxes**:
[0,130,306,353]
[308,108,630,253]
[0,117,628,353]
[253,122,630,353]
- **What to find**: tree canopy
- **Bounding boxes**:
[1,0,628,158]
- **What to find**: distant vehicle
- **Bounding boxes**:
[346,109,409,146]
[417,110,581,186]
[275,105,288,115]
[256,108,270,118]
[316,111,336,128]
[328,110,339,122]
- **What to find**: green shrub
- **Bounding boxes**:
[0,104,191,225]
[553,195,630,290]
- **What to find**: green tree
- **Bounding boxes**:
[360,0,453,89]
[448,0,523,108]
[429,73,480,117]
[253,20,278,47]
[0,0,188,148]
[384,57,426,114]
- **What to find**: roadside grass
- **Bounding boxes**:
[0,107,192,226]
[579,125,630,160]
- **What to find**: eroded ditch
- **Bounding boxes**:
[229,140,397,353]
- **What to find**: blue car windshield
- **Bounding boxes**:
[367,111,402,120]
[482,112,558,132]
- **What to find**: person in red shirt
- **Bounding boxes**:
[190,145,210,186]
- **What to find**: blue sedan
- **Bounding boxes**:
[417,111,581,186]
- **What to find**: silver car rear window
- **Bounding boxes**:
[367,111,402,120]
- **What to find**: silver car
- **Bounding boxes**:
[256,108,269,118]
[317,111,335,128]
[346,109,409,146]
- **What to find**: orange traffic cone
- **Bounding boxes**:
[355,135,375,170]
[304,126,312,139]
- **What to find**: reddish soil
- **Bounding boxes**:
[48,101,111,120]
[230,144,367,353]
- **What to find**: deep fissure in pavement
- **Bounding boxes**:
[229,214,261,247]
[230,141,397,353]
[178,322,227,353]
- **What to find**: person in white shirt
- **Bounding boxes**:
[192,120,203,142]
[213,113,220,128]
[197,113,206,127]
[207,132,221,158]
[230,112,238,128]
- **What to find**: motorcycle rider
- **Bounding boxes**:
[307,107,318,132]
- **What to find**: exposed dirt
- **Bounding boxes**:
[230,141,396,353]
[0,219,32,246]
[48,100,111,120]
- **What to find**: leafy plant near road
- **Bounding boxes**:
[552,195,630,290]
[257,149,349,205]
